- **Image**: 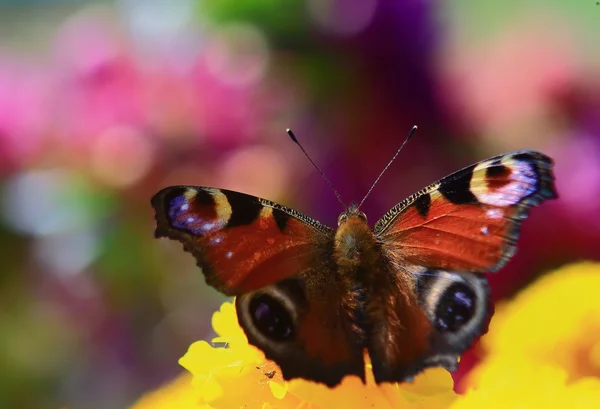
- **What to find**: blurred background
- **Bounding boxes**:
[0,0,599,408]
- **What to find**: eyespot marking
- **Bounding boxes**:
[470,158,539,206]
[166,188,232,235]
[485,160,512,189]
[249,293,295,341]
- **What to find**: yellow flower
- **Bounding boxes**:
[177,302,457,409]
[477,261,600,381]
[452,361,600,409]
[455,261,600,408]
[129,373,203,409]
[131,262,600,408]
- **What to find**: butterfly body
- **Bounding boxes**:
[334,207,377,269]
[152,150,557,387]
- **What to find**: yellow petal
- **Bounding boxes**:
[198,376,223,403]
[179,301,457,409]
[478,262,600,381]
[268,381,288,399]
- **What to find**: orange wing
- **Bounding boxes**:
[152,186,364,386]
[374,150,557,273]
[151,186,333,295]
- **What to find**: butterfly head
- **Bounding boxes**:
[337,203,367,227]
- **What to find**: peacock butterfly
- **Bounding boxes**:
[151,128,557,387]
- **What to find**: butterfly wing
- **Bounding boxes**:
[152,186,333,295]
[367,150,556,383]
[236,275,366,386]
[152,186,365,385]
[367,265,491,383]
[373,150,557,273]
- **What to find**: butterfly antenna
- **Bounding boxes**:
[286,128,346,208]
[358,125,418,209]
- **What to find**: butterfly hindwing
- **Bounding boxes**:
[367,265,491,383]
[236,274,366,387]
[151,186,333,295]
[374,150,557,273]
[364,263,434,383]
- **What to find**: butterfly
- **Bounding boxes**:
[151,140,556,387]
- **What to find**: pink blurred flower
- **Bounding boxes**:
[0,57,49,174]
[440,15,580,146]
[188,63,261,148]
[549,133,600,223]
[51,14,146,152]
[45,11,288,176]
[186,23,276,149]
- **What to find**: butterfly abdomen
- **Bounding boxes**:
[333,214,382,344]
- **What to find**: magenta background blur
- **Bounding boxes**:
[0,1,599,408]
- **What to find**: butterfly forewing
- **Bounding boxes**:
[374,150,557,273]
[152,186,333,295]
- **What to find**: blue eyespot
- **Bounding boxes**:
[434,283,476,332]
[249,294,294,340]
